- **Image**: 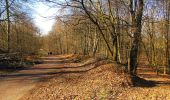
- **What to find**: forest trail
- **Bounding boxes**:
[0,55,170,100]
[0,55,80,100]
[137,57,170,85]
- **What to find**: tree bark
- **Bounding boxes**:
[93,27,99,56]
[129,0,144,75]
[5,0,10,53]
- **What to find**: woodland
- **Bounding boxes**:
[0,0,170,100]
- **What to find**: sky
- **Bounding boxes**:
[29,2,59,35]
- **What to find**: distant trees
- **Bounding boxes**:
[141,0,170,74]
[0,0,41,55]
[43,0,170,75]
[46,0,143,75]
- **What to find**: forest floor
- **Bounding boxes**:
[0,55,170,100]
[120,64,170,100]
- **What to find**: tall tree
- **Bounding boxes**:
[5,0,10,52]
[129,0,144,75]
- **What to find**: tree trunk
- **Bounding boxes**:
[167,1,170,74]
[5,0,10,53]
[93,27,99,56]
[129,0,144,75]
[164,1,170,74]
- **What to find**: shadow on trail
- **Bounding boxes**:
[133,74,170,87]
[40,55,75,60]
[131,76,157,87]
[132,78,170,87]
[42,58,80,64]
[26,60,103,70]
[0,60,108,81]
[155,81,170,85]
[41,55,82,64]
[135,64,170,87]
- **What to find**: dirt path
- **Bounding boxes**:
[137,65,170,85]
[137,56,170,84]
[0,55,75,100]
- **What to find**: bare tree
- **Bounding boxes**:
[128,0,144,75]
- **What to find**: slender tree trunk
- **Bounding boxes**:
[81,0,114,56]
[59,37,62,54]
[164,0,170,74]
[65,32,69,54]
[5,0,10,53]
[167,0,170,74]
[84,31,88,55]
[93,27,98,56]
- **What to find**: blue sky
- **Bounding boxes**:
[28,2,59,35]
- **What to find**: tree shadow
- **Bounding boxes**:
[0,60,109,82]
[40,56,73,61]
[41,57,82,64]
[131,75,170,87]
[26,60,103,70]
[155,81,170,85]
[131,76,157,87]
